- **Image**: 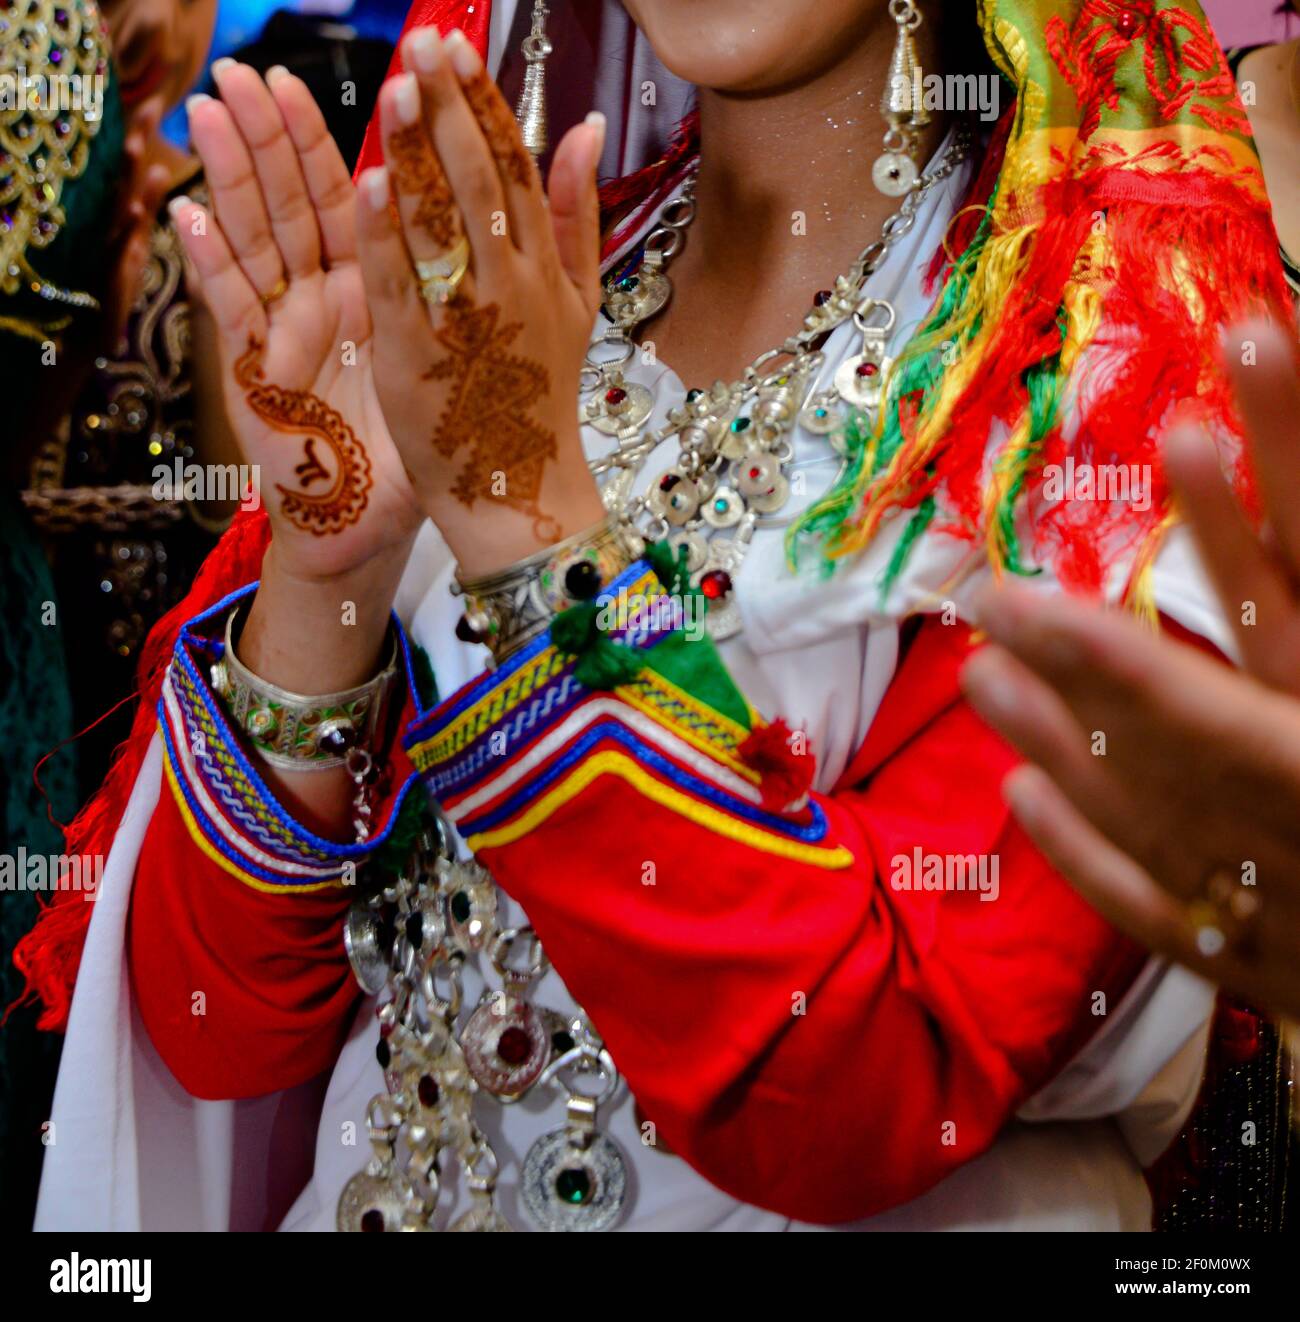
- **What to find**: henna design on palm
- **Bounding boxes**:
[235,335,373,535]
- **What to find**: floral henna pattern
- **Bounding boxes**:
[463,70,534,188]
[386,122,463,249]
[422,303,558,535]
[234,335,373,535]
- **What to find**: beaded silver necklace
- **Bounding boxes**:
[582,124,971,640]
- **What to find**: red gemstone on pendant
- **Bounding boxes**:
[813,288,833,307]
[360,1209,385,1233]
[700,570,732,600]
[1115,10,1138,38]
[418,1075,440,1108]
[856,361,879,379]
[497,1026,532,1065]
[605,386,628,408]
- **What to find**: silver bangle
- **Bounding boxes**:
[209,604,400,771]
[452,514,637,664]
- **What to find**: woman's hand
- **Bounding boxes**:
[960,320,1300,1019]
[174,61,423,593]
[353,25,608,580]
[174,61,426,832]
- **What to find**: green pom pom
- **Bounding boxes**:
[573,638,646,690]
[552,601,644,691]
[551,602,600,652]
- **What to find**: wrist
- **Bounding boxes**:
[242,543,409,694]
[448,474,607,581]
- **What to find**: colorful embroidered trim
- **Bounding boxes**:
[158,582,422,892]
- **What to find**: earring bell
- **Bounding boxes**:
[514,1,553,158]
[873,0,926,197]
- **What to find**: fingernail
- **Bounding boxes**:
[394,73,421,126]
[168,195,192,220]
[266,64,290,86]
[409,27,441,75]
[363,167,390,211]
[185,92,211,116]
[1002,767,1041,829]
[962,650,1019,718]
[445,29,481,80]
[211,57,236,79]
[585,110,607,160]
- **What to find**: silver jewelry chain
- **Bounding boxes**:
[581,123,971,640]
[339,127,974,1236]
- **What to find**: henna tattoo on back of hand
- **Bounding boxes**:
[423,302,560,539]
[386,122,463,249]
[463,70,535,188]
[235,335,373,535]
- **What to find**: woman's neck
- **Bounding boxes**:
[649,10,950,384]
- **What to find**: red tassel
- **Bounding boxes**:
[739,719,816,812]
[10,506,272,1032]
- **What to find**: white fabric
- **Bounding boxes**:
[36,12,1224,1231]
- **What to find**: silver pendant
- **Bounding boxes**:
[700,486,745,529]
[445,861,497,952]
[799,393,842,434]
[337,1170,409,1233]
[603,266,671,330]
[521,1130,628,1232]
[461,994,550,1099]
[343,903,393,996]
[872,151,918,196]
[583,378,654,436]
[698,537,749,642]
[834,338,892,412]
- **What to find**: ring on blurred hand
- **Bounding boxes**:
[260,276,289,306]
[1186,866,1261,961]
[414,237,470,306]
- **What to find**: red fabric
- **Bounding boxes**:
[127,612,1144,1217]
[352,0,492,181]
[467,617,1146,1222]
[128,788,362,1099]
[127,685,420,1100]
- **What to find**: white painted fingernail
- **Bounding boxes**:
[394,73,421,126]
[585,111,607,157]
[211,57,236,79]
[445,30,481,80]
[168,195,192,219]
[266,64,290,86]
[363,168,389,211]
[185,93,211,116]
[409,28,441,75]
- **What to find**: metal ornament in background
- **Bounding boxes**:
[338,813,629,1232]
[873,0,929,197]
[514,1,553,158]
[583,125,972,642]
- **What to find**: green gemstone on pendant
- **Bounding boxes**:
[713,498,728,513]
[731,416,750,433]
[451,891,471,923]
[555,1167,591,1205]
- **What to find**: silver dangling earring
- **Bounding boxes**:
[873,0,928,197]
[514,0,553,159]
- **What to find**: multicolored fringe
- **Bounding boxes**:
[789,0,1293,618]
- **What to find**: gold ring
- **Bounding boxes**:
[1187,867,1261,960]
[414,237,470,306]
[260,276,289,306]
